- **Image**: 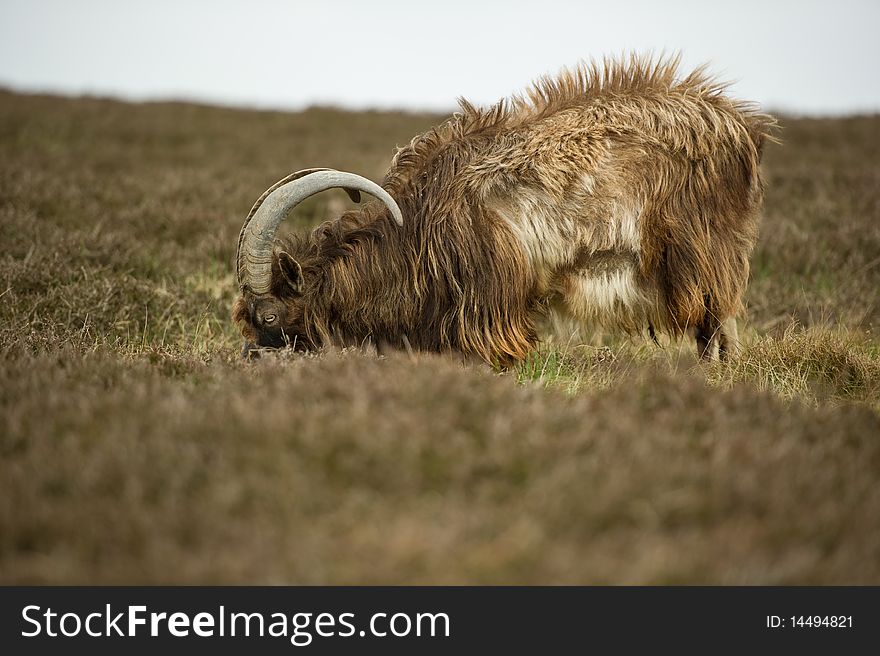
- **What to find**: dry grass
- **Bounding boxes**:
[1,90,878,583]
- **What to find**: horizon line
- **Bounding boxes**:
[2,81,879,121]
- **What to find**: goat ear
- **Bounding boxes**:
[278,251,304,293]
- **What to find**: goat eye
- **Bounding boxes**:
[264,314,276,325]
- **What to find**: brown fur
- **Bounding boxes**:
[234,53,777,364]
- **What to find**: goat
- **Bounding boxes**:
[233,54,776,365]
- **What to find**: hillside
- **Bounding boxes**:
[1,91,878,583]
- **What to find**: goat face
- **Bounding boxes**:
[234,169,403,359]
[233,251,315,357]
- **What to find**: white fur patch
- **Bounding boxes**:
[568,267,645,318]
[489,188,576,290]
[609,201,642,253]
[580,172,596,195]
[490,182,647,325]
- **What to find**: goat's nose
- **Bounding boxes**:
[241,340,259,360]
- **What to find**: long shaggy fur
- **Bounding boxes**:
[234,53,777,365]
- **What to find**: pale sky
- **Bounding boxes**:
[1,0,878,116]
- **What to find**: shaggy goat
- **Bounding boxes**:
[233,54,775,365]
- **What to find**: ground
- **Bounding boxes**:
[0,91,878,583]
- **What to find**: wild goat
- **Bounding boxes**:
[233,54,775,365]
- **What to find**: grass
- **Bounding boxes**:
[1,90,878,583]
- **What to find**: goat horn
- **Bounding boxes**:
[236,169,404,294]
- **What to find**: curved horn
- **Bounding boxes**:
[236,169,404,294]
